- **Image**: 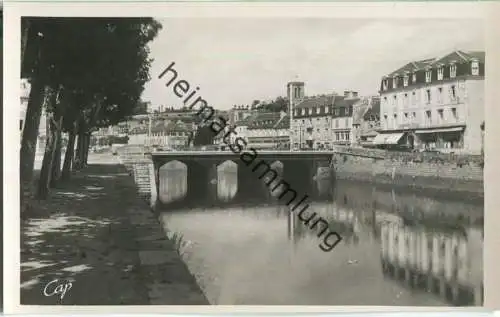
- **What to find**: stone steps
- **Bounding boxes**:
[118,153,153,201]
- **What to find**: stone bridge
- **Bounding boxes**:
[146,150,336,210]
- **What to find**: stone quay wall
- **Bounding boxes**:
[332,153,484,196]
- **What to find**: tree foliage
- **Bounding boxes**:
[255,96,288,113]
[192,125,216,146]
[20,17,162,199]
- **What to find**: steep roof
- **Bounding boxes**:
[248,112,288,130]
[294,94,336,109]
[384,50,485,78]
[387,58,434,77]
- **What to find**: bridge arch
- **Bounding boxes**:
[158,160,187,204]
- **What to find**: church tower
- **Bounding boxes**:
[286,81,305,150]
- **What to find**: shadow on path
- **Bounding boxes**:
[21,164,169,305]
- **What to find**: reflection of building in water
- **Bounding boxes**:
[290,203,362,245]
[380,223,483,306]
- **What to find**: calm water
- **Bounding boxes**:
[159,161,483,306]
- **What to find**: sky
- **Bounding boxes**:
[142,18,484,111]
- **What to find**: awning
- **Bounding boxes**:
[415,127,464,134]
[372,133,405,145]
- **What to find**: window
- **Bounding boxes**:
[393,95,397,106]
[344,118,348,127]
[438,109,444,123]
[320,106,325,113]
[425,110,432,124]
[412,73,417,83]
[393,77,398,89]
[426,89,431,104]
[438,87,443,104]
[451,107,458,121]
[412,112,416,120]
[383,79,388,90]
[425,70,432,83]
[411,91,417,105]
[325,107,329,114]
[403,75,409,87]
[450,64,457,78]
[404,93,409,107]
[334,109,339,116]
[437,66,444,80]
[471,60,479,75]
[450,85,457,100]
[301,108,305,115]
[335,119,339,128]
[313,107,317,114]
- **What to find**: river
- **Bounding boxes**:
[158,160,483,306]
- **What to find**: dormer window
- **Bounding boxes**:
[313,107,317,114]
[425,69,432,83]
[471,60,479,75]
[382,79,388,91]
[403,74,409,87]
[412,73,417,83]
[450,63,457,78]
[301,108,305,115]
[393,76,398,89]
[437,66,444,80]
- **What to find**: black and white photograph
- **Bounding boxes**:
[5,1,497,311]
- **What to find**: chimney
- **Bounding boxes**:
[344,90,358,99]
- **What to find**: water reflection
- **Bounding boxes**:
[158,162,483,306]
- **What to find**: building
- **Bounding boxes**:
[128,119,191,149]
[331,91,360,146]
[351,96,381,147]
[246,111,290,149]
[289,85,360,149]
[377,50,485,154]
[228,105,253,126]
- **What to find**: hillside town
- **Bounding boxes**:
[21,49,485,158]
[41,50,488,156]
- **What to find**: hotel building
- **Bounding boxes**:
[376,50,485,154]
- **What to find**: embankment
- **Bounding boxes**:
[331,153,484,200]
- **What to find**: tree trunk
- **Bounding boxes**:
[83,133,91,166]
[61,125,77,181]
[36,113,62,199]
[20,28,45,191]
[74,133,85,170]
[50,123,63,187]
[20,79,46,188]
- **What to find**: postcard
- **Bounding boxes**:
[3,0,500,314]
